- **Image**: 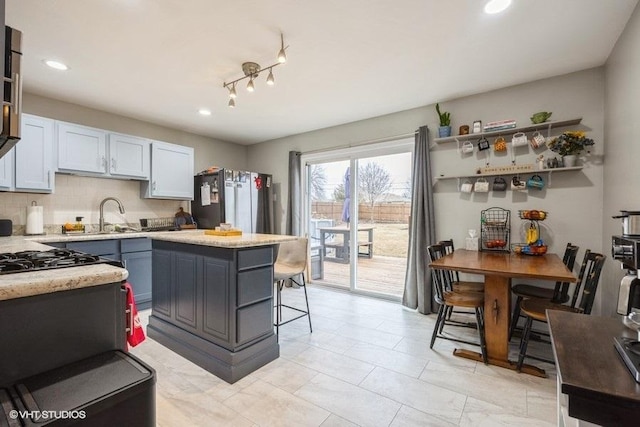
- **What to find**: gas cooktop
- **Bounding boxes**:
[0,249,120,275]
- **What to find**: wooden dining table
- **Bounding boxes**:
[429,248,576,377]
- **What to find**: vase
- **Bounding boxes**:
[562,154,578,167]
[438,126,451,138]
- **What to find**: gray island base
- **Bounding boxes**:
[147,232,296,383]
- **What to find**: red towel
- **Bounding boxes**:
[124,282,146,348]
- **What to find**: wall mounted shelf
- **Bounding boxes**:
[435,166,583,189]
[433,118,583,145]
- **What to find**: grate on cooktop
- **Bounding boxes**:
[0,249,118,275]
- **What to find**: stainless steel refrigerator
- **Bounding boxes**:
[191,169,274,234]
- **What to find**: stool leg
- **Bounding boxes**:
[301,273,312,333]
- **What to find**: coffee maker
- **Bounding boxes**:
[612,236,640,315]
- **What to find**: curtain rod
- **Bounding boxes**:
[301,130,418,155]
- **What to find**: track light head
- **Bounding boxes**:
[229,84,237,99]
[247,77,255,92]
[228,98,235,108]
[278,33,287,63]
[266,68,275,86]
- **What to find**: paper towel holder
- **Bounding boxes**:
[26,200,45,236]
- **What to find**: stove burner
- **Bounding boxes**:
[0,249,116,275]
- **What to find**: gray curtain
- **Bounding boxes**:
[402,126,436,314]
[286,151,302,236]
[285,151,302,287]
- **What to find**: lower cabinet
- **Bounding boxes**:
[53,238,152,308]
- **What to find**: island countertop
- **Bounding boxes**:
[0,230,297,301]
[145,230,298,248]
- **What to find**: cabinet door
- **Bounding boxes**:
[174,252,199,331]
[57,121,107,174]
[15,115,54,192]
[0,146,14,190]
[202,256,230,342]
[152,249,172,318]
[108,133,150,180]
[121,250,152,304]
[144,141,194,200]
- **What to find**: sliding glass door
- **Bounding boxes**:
[302,139,413,300]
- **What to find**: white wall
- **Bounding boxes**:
[248,68,606,312]
[602,2,640,317]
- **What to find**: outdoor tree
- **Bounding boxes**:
[359,162,392,221]
[332,183,346,201]
[309,164,327,200]
[402,177,412,199]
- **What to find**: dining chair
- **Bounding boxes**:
[437,239,484,293]
[428,244,488,364]
[508,243,579,341]
[274,237,312,339]
[515,250,606,371]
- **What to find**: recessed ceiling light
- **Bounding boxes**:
[484,0,511,14]
[198,109,212,116]
[44,60,68,70]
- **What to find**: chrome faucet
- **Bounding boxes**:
[99,197,126,232]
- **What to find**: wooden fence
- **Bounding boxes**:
[311,201,411,223]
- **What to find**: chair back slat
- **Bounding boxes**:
[438,239,460,283]
[570,250,606,314]
[552,243,580,302]
[427,244,452,305]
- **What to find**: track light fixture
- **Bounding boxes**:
[223,34,288,107]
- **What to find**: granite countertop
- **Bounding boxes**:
[0,230,296,301]
[147,229,298,248]
[0,236,128,302]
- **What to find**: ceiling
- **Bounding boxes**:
[6,0,638,145]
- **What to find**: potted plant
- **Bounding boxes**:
[435,103,451,137]
[546,131,595,167]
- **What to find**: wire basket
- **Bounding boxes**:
[139,217,177,232]
[481,207,510,252]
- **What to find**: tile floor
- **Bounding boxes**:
[131,286,558,427]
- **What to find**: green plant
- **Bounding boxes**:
[546,131,595,156]
[435,103,451,127]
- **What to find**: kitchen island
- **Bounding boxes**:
[146,230,297,383]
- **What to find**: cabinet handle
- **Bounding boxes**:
[123,259,127,269]
[47,170,51,187]
[111,158,116,171]
[152,181,156,191]
[100,155,106,168]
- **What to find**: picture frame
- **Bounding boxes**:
[473,120,482,134]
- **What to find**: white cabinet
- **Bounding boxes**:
[57,121,107,174]
[15,114,54,192]
[108,133,150,179]
[0,147,14,190]
[141,141,194,200]
[57,122,150,180]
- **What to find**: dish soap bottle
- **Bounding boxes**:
[75,216,85,232]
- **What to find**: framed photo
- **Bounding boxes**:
[473,120,482,134]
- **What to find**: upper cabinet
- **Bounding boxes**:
[57,121,107,174]
[0,147,14,191]
[15,114,55,193]
[107,133,150,179]
[57,122,150,180]
[141,141,194,200]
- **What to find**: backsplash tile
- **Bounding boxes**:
[0,175,188,235]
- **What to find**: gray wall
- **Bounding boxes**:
[602,2,640,317]
[23,93,248,173]
[248,67,607,312]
